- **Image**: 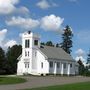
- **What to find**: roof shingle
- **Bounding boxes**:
[40,46,74,61]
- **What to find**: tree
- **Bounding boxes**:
[86,49,90,70]
[46,41,54,47]
[6,45,22,74]
[87,49,90,64]
[0,47,6,74]
[56,43,61,48]
[77,59,85,75]
[61,25,73,54]
[41,42,45,46]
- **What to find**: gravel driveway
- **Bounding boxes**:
[0,76,90,90]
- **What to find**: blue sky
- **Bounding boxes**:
[0,0,90,61]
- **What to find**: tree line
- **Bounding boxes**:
[0,45,22,74]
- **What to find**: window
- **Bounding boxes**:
[57,62,60,68]
[25,51,27,56]
[25,62,29,68]
[34,40,38,45]
[64,63,66,69]
[41,62,43,68]
[28,63,29,68]
[25,63,27,68]
[28,51,29,56]
[25,39,30,48]
[70,64,72,68]
[49,61,53,68]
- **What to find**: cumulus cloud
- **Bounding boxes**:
[0,0,29,14]
[75,48,86,65]
[6,16,40,30]
[4,40,17,48]
[36,0,50,9]
[36,0,58,9]
[0,29,18,49]
[75,48,85,56]
[41,14,64,31]
[0,29,7,46]
[6,14,64,32]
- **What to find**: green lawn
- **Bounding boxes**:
[0,76,26,85]
[25,82,90,90]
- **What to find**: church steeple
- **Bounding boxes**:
[22,31,40,49]
[22,31,40,58]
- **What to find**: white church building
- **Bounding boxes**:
[17,31,78,76]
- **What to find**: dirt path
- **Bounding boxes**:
[0,76,90,90]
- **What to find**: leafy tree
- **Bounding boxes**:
[0,47,6,74]
[61,25,73,54]
[46,41,54,47]
[6,45,22,74]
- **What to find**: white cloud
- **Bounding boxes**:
[4,40,17,48]
[0,0,29,14]
[6,14,64,31]
[36,0,50,9]
[75,48,86,66]
[75,48,85,56]
[0,29,7,46]
[41,14,64,31]
[6,16,40,30]
[36,0,58,9]
[0,29,18,49]
[0,0,18,14]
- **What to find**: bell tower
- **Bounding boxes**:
[22,31,40,73]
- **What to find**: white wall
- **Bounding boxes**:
[36,50,49,75]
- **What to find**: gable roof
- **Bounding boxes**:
[40,46,74,61]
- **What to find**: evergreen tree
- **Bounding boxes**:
[77,59,85,75]
[0,47,6,74]
[61,25,73,54]
[6,45,22,74]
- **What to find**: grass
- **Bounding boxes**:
[25,82,90,90]
[0,76,26,85]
